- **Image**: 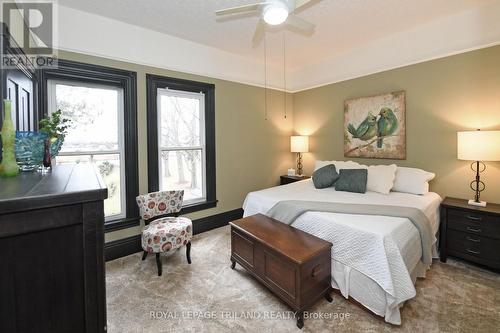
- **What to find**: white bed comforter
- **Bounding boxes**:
[243,180,442,324]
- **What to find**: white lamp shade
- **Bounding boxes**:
[457,130,500,161]
[291,136,309,153]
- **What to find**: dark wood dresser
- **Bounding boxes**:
[280,175,310,185]
[440,197,500,271]
[230,214,332,329]
[0,164,108,333]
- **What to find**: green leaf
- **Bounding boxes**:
[39,108,72,139]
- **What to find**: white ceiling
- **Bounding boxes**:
[55,0,500,91]
[58,0,496,69]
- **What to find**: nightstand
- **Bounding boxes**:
[280,175,310,185]
[440,197,500,271]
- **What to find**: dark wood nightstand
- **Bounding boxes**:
[280,175,310,185]
[440,197,500,271]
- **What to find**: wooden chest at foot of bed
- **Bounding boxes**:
[229,214,333,329]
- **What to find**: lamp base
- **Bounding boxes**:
[468,199,487,207]
[296,152,303,176]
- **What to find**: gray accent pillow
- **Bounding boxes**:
[312,164,340,189]
[335,169,368,193]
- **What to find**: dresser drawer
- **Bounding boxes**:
[447,209,500,240]
[448,229,500,263]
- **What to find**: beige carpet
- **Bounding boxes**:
[106,226,500,333]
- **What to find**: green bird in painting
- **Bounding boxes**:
[377,107,398,148]
[347,113,378,141]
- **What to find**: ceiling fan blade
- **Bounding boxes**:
[252,18,266,46]
[294,0,313,10]
[286,15,315,33]
[215,3,266,16]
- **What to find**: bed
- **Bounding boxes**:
[242,179,442,325]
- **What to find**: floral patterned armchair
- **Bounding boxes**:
[136,190,192,276]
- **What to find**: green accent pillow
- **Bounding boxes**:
[312,164,340,189]
[335,169,368,193]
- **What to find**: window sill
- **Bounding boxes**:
[105,216,141,233]
[180,200,218,214]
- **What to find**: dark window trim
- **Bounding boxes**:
[146,74,216,213]
[38,59,139,232]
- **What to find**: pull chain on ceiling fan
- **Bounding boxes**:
[283,30,287,119]
[262,30,288,121]
[216,0,316,120]
[264,31,268,120]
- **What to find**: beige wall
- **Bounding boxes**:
[57,51,294,242]
[61,44,500,242]
[293,45,500,203]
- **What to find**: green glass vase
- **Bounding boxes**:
[0,99,20,177]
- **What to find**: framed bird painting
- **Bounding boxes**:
[344,91,406,159]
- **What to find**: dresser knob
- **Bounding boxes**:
[466,249,480,255]
[467,215,482,222]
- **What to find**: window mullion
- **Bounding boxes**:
[160,147,203,152]
[59,150,122,156]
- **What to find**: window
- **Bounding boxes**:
[158,89,205,204]
[38,59,139,232]
[147,75,216,213]
[47,80,126,219]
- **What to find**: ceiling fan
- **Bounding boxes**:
[215,0,316,45]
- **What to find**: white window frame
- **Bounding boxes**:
[47,79,127,221]
[157,88,206,205]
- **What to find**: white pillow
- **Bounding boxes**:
[314,160,362,171]
[365,164,397,195]
[392,167,435,195]
[335,160,364,170]
[314,160,334,171]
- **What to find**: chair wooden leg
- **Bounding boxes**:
[141,251,148,261]
[186,241,192,264]
[156,253,162,276]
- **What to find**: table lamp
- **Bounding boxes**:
[457,130,500,207]
[291,136,309,176]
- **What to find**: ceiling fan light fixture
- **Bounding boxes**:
[263,3,289,25]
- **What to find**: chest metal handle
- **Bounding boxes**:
[311,265,322,277]
[466,249,480,255]
[466,237,481,243]
[466,226,482,233]
[467,215,482,222]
